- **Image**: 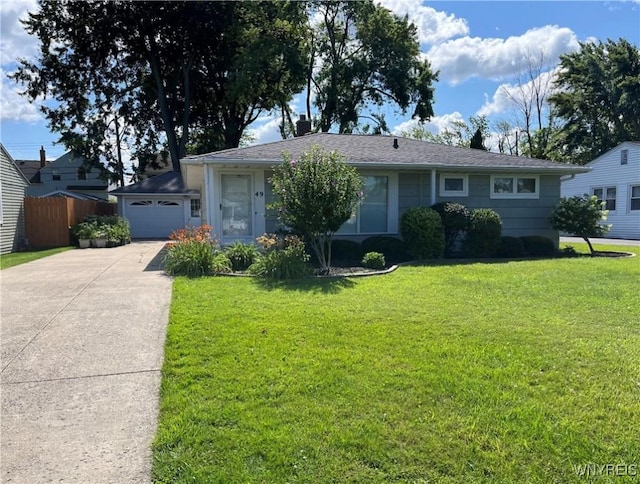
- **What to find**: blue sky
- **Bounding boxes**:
[1,0,639,163]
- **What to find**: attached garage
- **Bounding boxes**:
[110,172,200,239]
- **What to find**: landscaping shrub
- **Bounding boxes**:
[431,202,471,256]
[495,236,526,258]
[463,208,502,258]
[248,234,311,280]
[400,207,445,259]
[361,251,386,270]
[519,235,556,257]
[549,195,610,255]
[163,225,229,277]
[361,236,411,262]
[330,239,363,264]
[224,241,260,271]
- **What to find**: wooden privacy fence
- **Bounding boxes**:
[25,197,116,248]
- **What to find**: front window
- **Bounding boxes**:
[338,175,388,234]
[440,174,468,197]
[630,185,640,211]
[491,175,539,199]
[593,186,616,211]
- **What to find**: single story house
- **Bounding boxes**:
[1,144,30,254]
[110,171,201,238]
[179,133,589,246]
[561,141,639,239]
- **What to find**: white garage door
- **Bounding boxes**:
[125,199,186,238]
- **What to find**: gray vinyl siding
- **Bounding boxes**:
[1,148,29,254]
[395,172,561,243]
[454,174,560,242]
[398,172,432,212]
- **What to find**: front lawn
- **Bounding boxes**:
[0,246,73,270]
[153,243,639,483]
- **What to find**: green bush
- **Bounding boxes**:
[330,239,363,263]
[549,195,610,255]
[361,251,386,270]
[519,235,556,257]
[361,236,411,262]
[163,225,229,277]
[431,202,471,256]
[463,209,502,258]
[225,241,260,271]
[400,207,445,260]
[248,234,311,280]
[495,236,526,258]
[71,215,131,246]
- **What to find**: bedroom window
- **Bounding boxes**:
[440,174,468,197]
[490,175,539,199]
[337,175,388,234]
[629,185,640,211]
[592,186,616,211]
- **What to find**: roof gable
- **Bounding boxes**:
[183,133,588,174]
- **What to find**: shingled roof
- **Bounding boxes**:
[110,171,198,195]
[182,133,589,174]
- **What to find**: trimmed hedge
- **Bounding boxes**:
[520,235,556,257]
[361,236,411,262]
[431,202,471,257]
[463,208,502,258]
[496,236,526,258]
[400,207,445,260]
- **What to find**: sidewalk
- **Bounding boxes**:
[1,241,170,483]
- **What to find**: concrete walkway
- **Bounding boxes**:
[560,236,640,247]
[1,241,171,483]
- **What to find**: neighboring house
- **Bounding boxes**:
[179,133,589,246]
[17,149,109,200]
[110,171,201,238]
[1,144,30,254]
[561,142,640,239]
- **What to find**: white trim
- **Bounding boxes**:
[490,175,540,199]
[439,173,469,197]
[629,183,640,212]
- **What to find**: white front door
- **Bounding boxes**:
[221,174,253,244]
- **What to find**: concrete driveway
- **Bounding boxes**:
[1,241,171,483]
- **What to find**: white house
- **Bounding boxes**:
[561,142,640,239]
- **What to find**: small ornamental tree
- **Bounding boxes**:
[270,145,363,273]
[549,195,611,255]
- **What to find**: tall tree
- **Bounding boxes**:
[498,51,555,159]
[401,116,490,148]
[548,38,640,165]
[11,1,308,178]
[307,0,437,133]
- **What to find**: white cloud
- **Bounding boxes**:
[427,25,580,85]
[378,0,469,44]
[1,68,42,122]
[392,112,465,136]
[477,68,559,118]
[0,0,39,65]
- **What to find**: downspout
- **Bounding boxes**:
[431,169,437,205]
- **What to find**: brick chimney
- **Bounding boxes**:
[295,114,312,137]
[39,146,46,168]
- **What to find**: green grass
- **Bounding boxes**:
[0,246,73,270]
[153,242,640,483]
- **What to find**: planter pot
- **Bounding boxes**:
[78,239,90,249]
[92,238,107,248]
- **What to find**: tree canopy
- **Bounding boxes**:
[307,0,438,133]
[11,0,308,181]
[548,38,640,165]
